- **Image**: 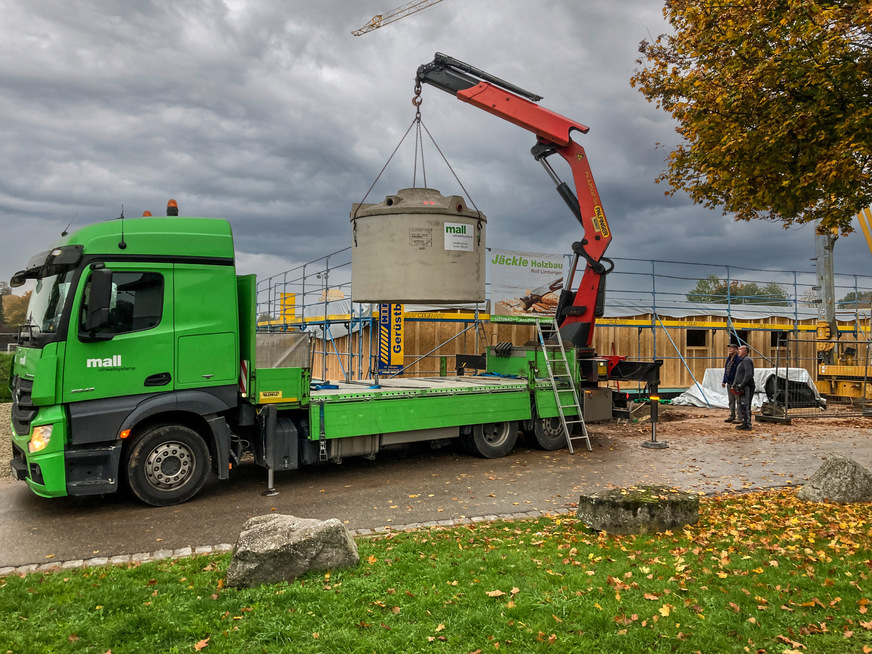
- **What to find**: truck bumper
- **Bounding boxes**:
[11,405,69,499]
[11,440,68,498]
[12,439,122,497]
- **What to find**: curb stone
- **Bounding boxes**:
[1,509,574,577]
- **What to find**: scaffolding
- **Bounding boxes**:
[254,250,872,391]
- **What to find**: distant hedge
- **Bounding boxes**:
[0,352,12,403]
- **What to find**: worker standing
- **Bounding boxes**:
[721,342,740,423]
[733,345,755,431]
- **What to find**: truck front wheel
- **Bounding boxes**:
[124,425,211,506]
[461,421,518,459]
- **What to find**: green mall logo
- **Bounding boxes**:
[86,355,122,368]
[445,224,467,235]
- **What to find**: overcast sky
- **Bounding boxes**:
[2,0,870,301]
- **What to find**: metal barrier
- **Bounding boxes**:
[759,335,872,423]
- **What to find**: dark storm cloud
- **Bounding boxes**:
[1,0,869,295]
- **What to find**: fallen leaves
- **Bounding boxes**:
[776,634,804,649]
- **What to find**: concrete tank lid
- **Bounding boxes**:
[350,187,486,221]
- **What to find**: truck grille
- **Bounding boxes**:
[11,376,36,437]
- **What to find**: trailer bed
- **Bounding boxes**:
[310,375,529,401]
[306,375,533,440]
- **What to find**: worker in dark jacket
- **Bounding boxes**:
[733,345,755,431]
[721,342,740,422]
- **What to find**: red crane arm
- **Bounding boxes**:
[416,54,613,348]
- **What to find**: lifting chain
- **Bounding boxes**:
[412,80,423,122]
[412,80,426,187]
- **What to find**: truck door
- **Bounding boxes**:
[63,263,175,404]
[173,263,238,391]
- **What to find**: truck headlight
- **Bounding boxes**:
[29,425,54,453]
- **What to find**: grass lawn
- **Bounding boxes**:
[2,488,871,653]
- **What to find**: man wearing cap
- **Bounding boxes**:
[721,342,740,423]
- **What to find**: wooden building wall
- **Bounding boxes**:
[309,313,871,389]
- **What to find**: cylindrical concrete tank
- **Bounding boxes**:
[350,188,486,303]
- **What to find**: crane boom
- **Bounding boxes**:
[352,0,445,36]
[416,53,612,350]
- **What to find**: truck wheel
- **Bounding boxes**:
[124,425,210,506]
[531,417,568,451]
[462,421,518,459]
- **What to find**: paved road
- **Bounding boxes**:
[2,424,871,568]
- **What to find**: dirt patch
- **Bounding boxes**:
[590,403,871,441]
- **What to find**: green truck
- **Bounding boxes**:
[6,213,658,506]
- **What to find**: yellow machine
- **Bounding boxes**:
[814,207,872,399]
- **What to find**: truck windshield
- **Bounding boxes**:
[22,269,75,340]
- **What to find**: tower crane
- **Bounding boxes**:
[352,0,445,36]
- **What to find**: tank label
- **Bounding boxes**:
[409,227,432,249]
[444,223,474,251]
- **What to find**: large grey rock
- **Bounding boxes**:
[797,454,872,504]
[226,515,359,588]
[577,485,699,535]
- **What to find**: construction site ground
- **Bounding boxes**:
[1,401,871,570]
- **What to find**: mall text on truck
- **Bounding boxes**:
[7,55,660,506]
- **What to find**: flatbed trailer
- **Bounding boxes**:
[251,340,618,476]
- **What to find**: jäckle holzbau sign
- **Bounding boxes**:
[490,249,565,320]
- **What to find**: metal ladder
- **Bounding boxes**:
[535,319,591,453]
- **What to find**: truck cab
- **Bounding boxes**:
[9,216,241,505]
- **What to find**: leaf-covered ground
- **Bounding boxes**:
[2,488,872,653]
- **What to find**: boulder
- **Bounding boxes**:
[226,515,359,588]
[577,485,699,535]
[797,454,872,504]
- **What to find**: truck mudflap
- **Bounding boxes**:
[65,444,123,496]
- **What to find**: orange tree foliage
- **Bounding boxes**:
[631,0,872,232]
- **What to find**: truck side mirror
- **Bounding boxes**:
[86,268,113,331]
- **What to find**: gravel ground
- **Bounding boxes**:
[0,403,11,482]
[0,403,12,482]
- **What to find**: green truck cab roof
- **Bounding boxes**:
[56,216,235,260]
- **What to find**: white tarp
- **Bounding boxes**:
[303,299,371,339]
[671,367,821,410]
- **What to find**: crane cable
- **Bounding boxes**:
[351,81,482,244]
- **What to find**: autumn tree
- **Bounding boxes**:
[686,274,790,305]
[839,290,872,306]
[3,291,31,327]
[631,1,872,233]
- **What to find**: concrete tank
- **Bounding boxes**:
[350,188,487,303]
